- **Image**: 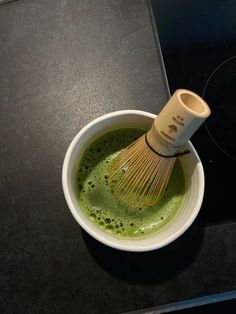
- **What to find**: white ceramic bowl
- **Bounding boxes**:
[62,110,204,252]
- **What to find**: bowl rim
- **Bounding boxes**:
[62,110,205,252]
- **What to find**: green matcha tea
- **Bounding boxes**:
[76,129,185,239]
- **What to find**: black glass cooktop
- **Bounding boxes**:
[149,0,236,223]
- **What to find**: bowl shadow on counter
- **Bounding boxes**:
[82,218,205,285]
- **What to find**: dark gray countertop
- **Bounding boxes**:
[0,1,235,313]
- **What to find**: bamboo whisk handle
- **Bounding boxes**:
[147,89,211,156]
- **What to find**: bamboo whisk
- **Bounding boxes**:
[108,89,211,208]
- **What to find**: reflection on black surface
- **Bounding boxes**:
[202,56,236,160]
[166,298,236,314]
[82,220,204,285]
[149,0,236,223]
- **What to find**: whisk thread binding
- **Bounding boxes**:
[144,133,190,158]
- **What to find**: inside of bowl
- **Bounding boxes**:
[66,111,204,251]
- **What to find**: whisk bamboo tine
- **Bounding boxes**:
[109,89,211,208]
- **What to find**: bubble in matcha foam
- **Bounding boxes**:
[76,128,185,239]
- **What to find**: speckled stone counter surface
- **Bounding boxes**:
[0,1,235,313]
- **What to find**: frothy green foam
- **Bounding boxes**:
[76,128,185,239]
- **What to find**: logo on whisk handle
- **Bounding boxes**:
[168,124,178,134]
